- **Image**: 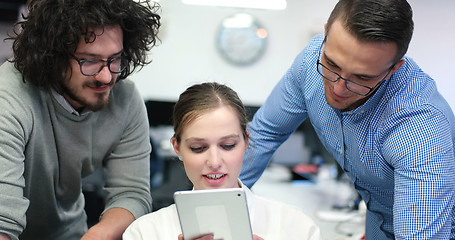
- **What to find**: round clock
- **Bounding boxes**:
[216,13,268,66]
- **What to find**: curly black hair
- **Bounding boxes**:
[8,0,161,90]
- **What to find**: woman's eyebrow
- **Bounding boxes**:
[184,134,240,143]
[184,137,205,143]
[221,134,240,140]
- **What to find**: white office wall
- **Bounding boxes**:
[131,0,337,105]
[1,1,452,108]
[132,0,455,109]
[406,0,455,110]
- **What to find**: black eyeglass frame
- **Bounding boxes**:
[316,43,395,96]
[70,54,129,77]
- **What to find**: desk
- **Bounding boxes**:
[251,164,365,240]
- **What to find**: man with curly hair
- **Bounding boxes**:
[0,0,161,239]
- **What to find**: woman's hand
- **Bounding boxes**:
[253,234,264,240]
[177,233,264,240]
[178,233,214,240]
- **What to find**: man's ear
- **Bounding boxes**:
[391,59,405,74]
[382,59,405,81]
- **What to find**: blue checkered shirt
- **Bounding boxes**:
[240,35,455,239]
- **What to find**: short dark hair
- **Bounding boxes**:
[172,82,248,144]
[326,0,413,63]
[9,0,161,90]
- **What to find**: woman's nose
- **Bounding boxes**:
[206,149,222,169]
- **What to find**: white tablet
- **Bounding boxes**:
[174,188,253,240]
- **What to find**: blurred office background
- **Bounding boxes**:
[1,1,454,239]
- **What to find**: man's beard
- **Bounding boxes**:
[61,80,114,112]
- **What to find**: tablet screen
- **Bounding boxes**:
[174,188,253,240]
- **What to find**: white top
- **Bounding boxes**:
[123,181,322,240]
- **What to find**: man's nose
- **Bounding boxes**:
[94,65,113,84]
[332,75,351,94]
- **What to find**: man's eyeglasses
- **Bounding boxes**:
[316,44,395,96]
[70,54,129,76]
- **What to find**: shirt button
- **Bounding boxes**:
[360,110,365,114]
[339,148,343,154]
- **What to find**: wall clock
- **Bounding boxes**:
[216,13,267,66]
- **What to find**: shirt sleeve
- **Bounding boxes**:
[0,64,32,240]
[382,104,455,239]
[240,48,312,188]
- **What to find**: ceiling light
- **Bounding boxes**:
[182,0,287,10]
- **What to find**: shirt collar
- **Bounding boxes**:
[239,179,256,225]
[51,89,90,116]
[339,77,392,116]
